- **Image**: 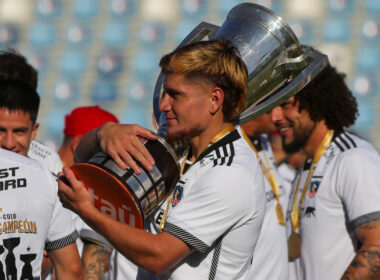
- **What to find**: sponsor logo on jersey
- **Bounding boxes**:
[304,207,316,217]
[171,185,183,207]
[308,180,321,197]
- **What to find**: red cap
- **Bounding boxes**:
[64,106,119,136]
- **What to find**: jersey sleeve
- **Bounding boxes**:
[164,166,263,253]
[335,148,380,229]
[44,172,78,251]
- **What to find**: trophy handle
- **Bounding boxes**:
[153,22,220,126]
[236,48,329,124]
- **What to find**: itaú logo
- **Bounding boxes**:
[88,187,138,228]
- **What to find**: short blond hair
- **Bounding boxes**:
[159,40,248,121]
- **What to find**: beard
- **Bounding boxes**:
[282,121,316,154]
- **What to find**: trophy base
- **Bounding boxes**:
[71,163,144,229]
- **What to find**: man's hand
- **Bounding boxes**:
[341,219,380,279]
[97,123,157,173]
[58,167,94,217]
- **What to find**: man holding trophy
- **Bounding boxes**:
[58,3,330,279]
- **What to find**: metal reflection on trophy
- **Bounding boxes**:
[153,3,329,125]
[71,136,180,229]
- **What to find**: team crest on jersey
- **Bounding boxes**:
[308,180,321,197]
[171,185,183,207]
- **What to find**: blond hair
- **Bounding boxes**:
[159,40,248,121]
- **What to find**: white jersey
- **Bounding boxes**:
[0,148,77,279]
[247,135,289,280]
[28,140,63,178]
[140,126,266,280]
[287,131,380,280]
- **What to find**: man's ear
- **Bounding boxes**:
[210,87,224,115]
[31,122,39,140]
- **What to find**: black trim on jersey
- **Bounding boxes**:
[209,238,222,280]
[350,211,380,230]
[45,230,79,251]
[303,159,312,171]
[333,131,357,152]
[197,129,240,163]
[164,222,209,253]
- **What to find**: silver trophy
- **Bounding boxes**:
[73,3,328,228]
[153,3,329,125]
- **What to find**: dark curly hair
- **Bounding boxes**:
[295,63,358,130]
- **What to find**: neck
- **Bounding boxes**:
[188,121,231,161]
[241,122,259,138]
[303,121,330,159]
[58,145,74,167]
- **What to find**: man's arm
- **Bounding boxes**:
[341,219,380,279]
[58,167,192,275]
[82,241,112,280]
[74,122,157,174]
[47,242,83,280]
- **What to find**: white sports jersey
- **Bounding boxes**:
[28,140,63,178]
[247,135,289,280]
[0,148,77,279]
[139,126,266,280]
[287,131,380,280]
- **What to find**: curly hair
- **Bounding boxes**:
[295,63,358,130]
[159,40,248,122]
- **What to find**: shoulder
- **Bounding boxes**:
[28,140,63,175]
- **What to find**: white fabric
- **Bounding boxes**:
[139,126,266,280]
[248,135,289,280]
[27,140,63,177]
[0,148,77,278]
[287,131,380,280]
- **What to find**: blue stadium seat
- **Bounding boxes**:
[110,0,136,18]
[353,101,376,128]
[97,50,123,78]
[355,48,380,73]
[126,79,153,106]
[28,22,56,48]
[0,24,19,46]
[73,0,99,19]
[102,21,128,48]
[323,19,350,42]
[121,109,151,128]
[91,79,118,101]
[288,20,314,44]
[366,0,380,14]
[361,19,380,43]
[350,74,378,99]
[327,0,355,15]
[66,23,92,46]
[180,0,208,18]
[59,50,87,77]
[139,21,166,46]
[53,80,80,105]
[176,21,198,44]
[25,51,49,75]
[132,50,160,76]
[36,0,63,19]
[46,109,66,138]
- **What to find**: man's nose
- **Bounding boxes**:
[1,133,16,151]
[158,94,171,112]
[270,107,284,124]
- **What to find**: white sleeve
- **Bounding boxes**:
[45,173,78,251]
[164,166,262,252]
[335,148,380,229]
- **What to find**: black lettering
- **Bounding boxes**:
[155,211,164,225]
[0,246,5,280]
[18,179,27,188]
[5,180,16,190]
[0,170,8,179]
[8,167,18,177]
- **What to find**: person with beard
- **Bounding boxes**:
[270,61,380,279]
[57,39,266,279]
